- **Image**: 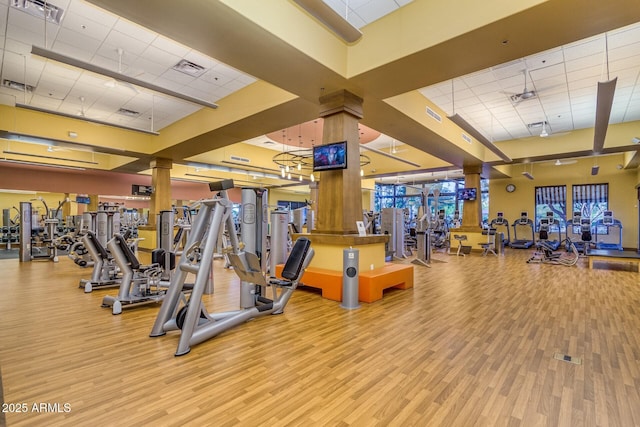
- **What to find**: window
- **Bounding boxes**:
[534,185,566,231]
[374,180,489,228]
[572,183,608,234]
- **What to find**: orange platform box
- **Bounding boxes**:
[275,263,413,303]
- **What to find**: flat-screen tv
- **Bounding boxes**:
[313,141,347,171]
[457,187,476,201]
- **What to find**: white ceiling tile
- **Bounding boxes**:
[112,19,157,45]
[140,44,182,68]
[55,27,102,55]
[66,0,118,28]
[563,37,604,61]
[526,48,564,70]
[151,35,190,58]
[103,30,149,57]
[50,40,94,62]
[61,10,112,41]
[565,54,604,74]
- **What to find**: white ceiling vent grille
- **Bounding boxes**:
[2,79,34,92]
[426,107,442,123]
[172,60,207,77]
[117,108,141,117]
[11,0,64,24]
[230,155,250,163]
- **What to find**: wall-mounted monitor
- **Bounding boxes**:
[132,184,153,196]
[313,141,347,171]
[456,187,477,201]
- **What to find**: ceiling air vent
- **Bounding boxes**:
[426,107,442,123]
[172,59,207,77]
[2,79,34,92]
[230,155,250,163]
[11,0,64,24]
[461,133,472,144]
[117,108,140,117]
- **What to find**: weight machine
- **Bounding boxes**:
[411,207,432,267]
[19,198,69,262]
[151,180,313,356]
[381,207,407,259]
[101,234,166,315]
[78,231,122,292]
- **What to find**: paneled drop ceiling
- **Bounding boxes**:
[0,0,256,132]
[0,0,639,190]
[419,23,640,143]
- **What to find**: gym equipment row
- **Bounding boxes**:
[490,209,624,256]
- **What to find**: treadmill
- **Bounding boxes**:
[593,210,623,251]
[490,212,511,247]
[510,211,535,249]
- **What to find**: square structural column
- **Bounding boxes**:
[314,90,363,235]
[149,157,172,228]
[460,164,483,232]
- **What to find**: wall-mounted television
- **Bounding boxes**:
[457,187,477,201]
[313,141,347,171]
[132,184,153,196]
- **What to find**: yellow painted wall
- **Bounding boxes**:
[0,191,79,223]
[489,155,638,249]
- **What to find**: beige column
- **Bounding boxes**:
[313,90,363,235]
[149,157,172,228]
[62,193,72,219]
[460,164,482,231]
[88,195,99,212]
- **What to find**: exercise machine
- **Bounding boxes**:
[240,187,268,306]
[430,209,450,252]
[269,208,289,276]
[490,212,511,251]
[412,208,431,267]
[537,212,562,251]
[78,231,122,292]
[381,207,407,259]
[510,211,535,249]
[1,208,20,250]
[593,210,623,251]
[150,180,313,356]
[363,210,379,234]
[527,237,579,266]
[101,234,167,314]
[156,210,177,282]
[569,212,593,255]
[479,227,498,256]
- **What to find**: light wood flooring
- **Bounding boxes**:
[1,248,640,426]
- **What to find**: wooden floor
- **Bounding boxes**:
[1,248,640,426]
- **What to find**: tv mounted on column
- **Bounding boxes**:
[313,141,347,171]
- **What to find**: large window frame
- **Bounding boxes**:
[374,180,489,227]
[534,185,567,232]
[572,183,609,234]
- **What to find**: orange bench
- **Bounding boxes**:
[358,263,413,303]
[275,263,414,303]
